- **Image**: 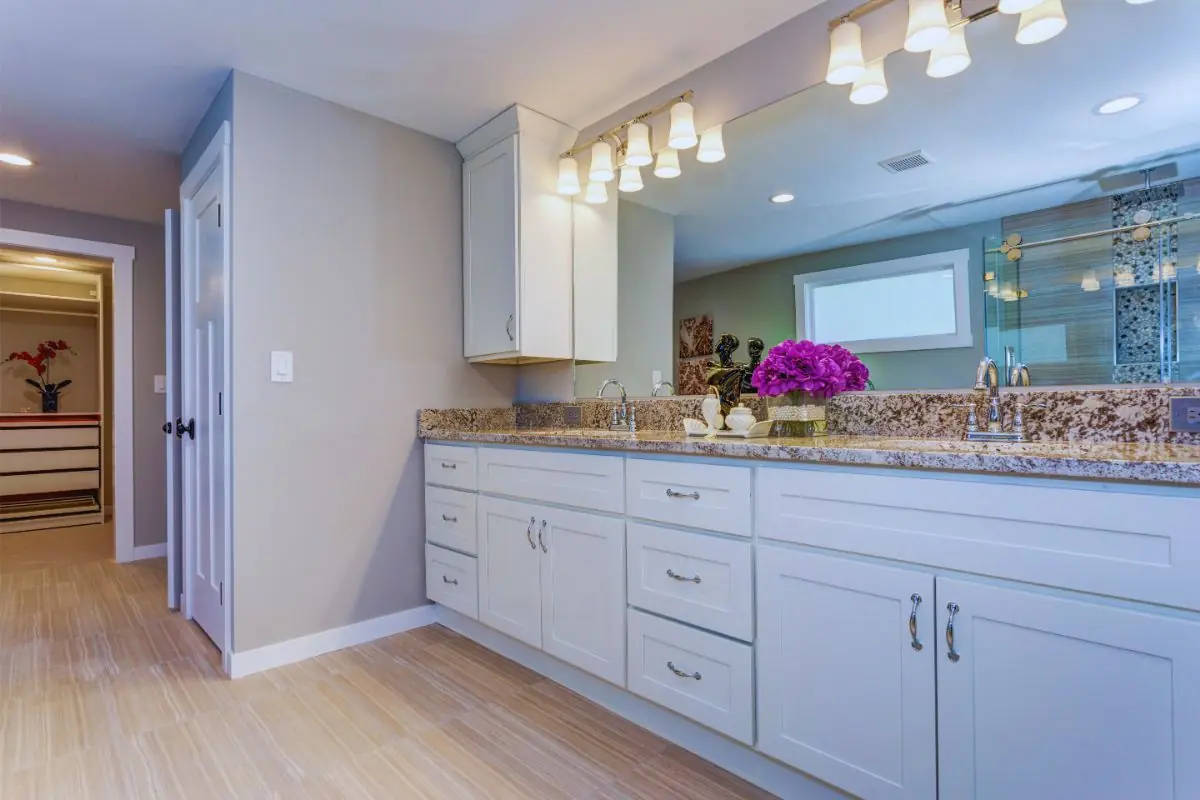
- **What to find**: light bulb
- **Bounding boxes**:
[589,141,615,183]
[826,21,866,85]
[1081,270,1100,292]
[618,164,644,193]
[696,126,725,164]
[905,0,950,53]
[668,101,698,150]
[625,123,653,167]
[654,148,681,179]
[997,0,1042,12]
[556,157,581,196]
[0,153,33,167]
[1016,0,1067,45]
[927,25,971,78]
[850,59,889,105]
[584,181,608,204]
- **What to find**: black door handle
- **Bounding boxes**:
[162,421,173,434]
[176,418,195,440]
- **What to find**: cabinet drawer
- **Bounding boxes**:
[758,466,1200,612]
[625,459,751,537]
[425,486,478,554]
[0,470,99,496]
[478,447,624,513]
[627,609,754,745]
[426,544,478,619]
[0,425,99,451]
[627,523,753,641]
[425,443,477,490]
[0,448,99,474]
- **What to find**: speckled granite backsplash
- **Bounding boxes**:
[418,386,1200,445]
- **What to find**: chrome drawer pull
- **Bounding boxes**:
[442,576,458,586]
[946,602,961,662]
[909,593,923,651]
[539,520,549,553]
[667,661,701,681]
[441,514,458,523]
[527,517,537,550]
[441,462,457,470]
[665,489,700,500]
[666,569,701,584]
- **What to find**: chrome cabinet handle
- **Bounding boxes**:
[441,514,457,523]
[538,520,549,553]
[442,575,458,586]
[506,314,515,342]
[667,661,701,681]
[665,489,700,500]
[908,593,923,652]
[945,602,960,662]
[666,569,701,584]
[441,462,457,470]
[526,517,536,550]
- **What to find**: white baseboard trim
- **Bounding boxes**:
[227,603,438,679]
[437,608,842,800]
[131,543,168,560]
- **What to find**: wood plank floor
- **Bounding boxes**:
[0,524,778,799]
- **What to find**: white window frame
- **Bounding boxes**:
[793,248,973,353]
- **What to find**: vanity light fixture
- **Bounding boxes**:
[618,164,644,193]
[1080,270,1100,292]
[770,193,796,204]
[696,126,726,163]
[0,152,33,167]
[589,141,615,183]
[826,21,866,85]
[1096,95,1142,115]
[1016,0,1067,45]
[584,181,608,204]
[905,0,950,53]
[557,157,581,196]
[850,59,889,105]
[927,24,971,78]
[625,123,653,167]
[654,148,682,179]
[668,101,699,150]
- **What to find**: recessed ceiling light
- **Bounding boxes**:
[34,256,58,264]
[1096,95,1142,115]
[0,153,34,167]
[1126,0,1155,4]
[770,193,795,204]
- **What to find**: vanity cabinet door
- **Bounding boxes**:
[476,496,541,648]
[463,134,519,358]
[936,578,1200,800]
[757,546,936,800]
[539,507,626,685]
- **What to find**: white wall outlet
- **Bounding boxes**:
[153,375,167,394]
[271,351,294,383]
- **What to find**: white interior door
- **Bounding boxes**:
[181,153,228,650]
[164,209,182,610]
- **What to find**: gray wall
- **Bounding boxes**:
[182,72,234,178]
[0,311,100,412]
[576,200,675,397]
[675,220,998,390]
[0,200,169,546]
[229,73,516,652]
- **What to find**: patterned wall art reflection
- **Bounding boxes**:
[678,314,714,395]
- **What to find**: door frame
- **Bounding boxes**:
[179,121,234,670]
[0,226,136,561]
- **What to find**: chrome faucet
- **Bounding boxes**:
[597,379,633,432]
[959,356,1038,442]
[652,380,674,397]
[975,357,1002,433]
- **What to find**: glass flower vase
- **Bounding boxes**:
[766,392,827,437]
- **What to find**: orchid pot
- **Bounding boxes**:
[750,339,869,438]
[4,340,76,413]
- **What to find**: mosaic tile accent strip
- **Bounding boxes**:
[1112,184,1179,287]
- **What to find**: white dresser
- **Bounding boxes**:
[1,415,103,532]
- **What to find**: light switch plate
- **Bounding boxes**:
[271,351,294,383]
[153,375,167,394]
[1169,397,1200,432]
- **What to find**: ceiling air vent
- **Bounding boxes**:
[879,150,933,174]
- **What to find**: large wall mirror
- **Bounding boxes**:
[574,0,1200,398]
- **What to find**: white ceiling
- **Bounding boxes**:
[0,0,824,224]
[627,0,1200,281]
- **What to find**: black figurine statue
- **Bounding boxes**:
[742,337,764,395]
[707,333,750,417]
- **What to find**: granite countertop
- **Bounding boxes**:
[421,427,1200,486]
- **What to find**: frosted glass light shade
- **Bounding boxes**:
[669,102,698,150]
[584,181,608,204]
[589,141,615,182]
[618,165,644,193]
[654,148,681,179]
[905,0,950,53]
[927,25,971,77]
[696,126,726,163]
[1016,0,1067,45]
[1080,270,1100,292]
[998,0,1042,12]
[850,59,889,105]
[826,21,866,85]
[556,157,581,196]
[625,123,653,167]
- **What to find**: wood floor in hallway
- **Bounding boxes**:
[0,524,777,799]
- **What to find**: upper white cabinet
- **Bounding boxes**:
[458,105,617,364]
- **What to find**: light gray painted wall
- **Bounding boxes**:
[0,311,100,412]
[182,72,234,179]
[229,73,516,652]
[0,200,169,546]
[576,201,675,398]
[674,220,998,391]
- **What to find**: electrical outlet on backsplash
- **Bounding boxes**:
[563,405,582,427]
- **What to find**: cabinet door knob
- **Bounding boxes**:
[538,520,549,553]
[526,517,537,550]
[908,593,923,651]
[506,314,515,342]
[945,602,961,662]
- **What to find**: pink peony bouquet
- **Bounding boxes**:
[750,339,869,399]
